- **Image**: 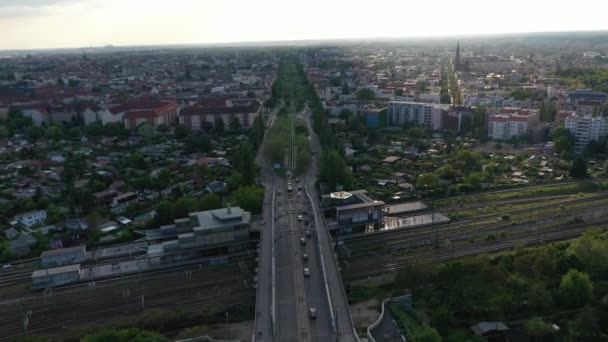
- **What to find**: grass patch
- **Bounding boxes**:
[346,284,393,304]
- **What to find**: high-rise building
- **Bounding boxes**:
[564,114,608,153]
[387,101,449,130]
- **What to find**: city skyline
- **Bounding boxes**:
[1,0,608,50]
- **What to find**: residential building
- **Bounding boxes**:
[14,210,47,228]
[121,97,177,129]
[564,114,608,153]
[567,89,608,104]
[488,108,539,140]
[387,100,448,130]
[179,97,261,131]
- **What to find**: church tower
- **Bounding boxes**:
[455,41,461,71]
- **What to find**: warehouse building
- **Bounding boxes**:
[40,246,87,267]
[32,264,82,289]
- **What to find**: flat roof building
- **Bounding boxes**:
[41,246,87,268]
[32,264,82,289]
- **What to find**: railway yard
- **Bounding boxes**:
[338,182,608,282]
[0,251,256,341]
[1,180,608,341]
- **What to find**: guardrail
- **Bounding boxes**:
[318,212,362,342]
[367,298,390,342]
[304,185,336,333]
[271,186,277,337]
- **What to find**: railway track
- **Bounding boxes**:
[341,217,608,281]
[343,193,608,253]
[0,260,256,340]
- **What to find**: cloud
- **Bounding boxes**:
[0,0,72,8]
[0,0,79,19]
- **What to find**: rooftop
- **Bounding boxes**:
[40,246,86,258]
[32,264,81,278]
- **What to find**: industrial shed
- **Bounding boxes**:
[32,264,82,288]
[41,246,87,267]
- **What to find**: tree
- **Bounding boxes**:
[246,90,256,98]
[569,156,588,178]
[155,200,175,225]
[27,126,44,140]
[153,168,172,193]
[455,150,482,171]
[214,117,225,134]
[560,269,593,308]
[249,115,265,148]
[156,123,170,133]
[341,82,350,95]
[174,124,189,139]
[184,134,212,154]
[524,317,556,339]
[127,151,148,170]
[174,197,199,219]
[68,126,82,140]
[229,116,241,131]
[409,325,442,342]
[0,125,9,139]
[82,328,168,342]
[567,229,608,274]
[44,125,64,141]
[356,88,375,101]
[416,173,440,190]
[407,127,425,140]
[201,120,214,133]
[232,186,264,214]
[232,142,256,185]
[554,135,573,154]
[46,204,64,224]
[319,149,353,191]
[199,194,221,211]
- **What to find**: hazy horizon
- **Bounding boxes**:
[1,0,608,51]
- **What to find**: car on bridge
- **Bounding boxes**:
[298,214,303,221]
[303,267,310,277]
[309,307,316,319]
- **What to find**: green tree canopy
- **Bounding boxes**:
[569,156,588,178]
[232,142,256,186]
[174,124,189,139]
[214,117,225,134]
[44,125,64,141]
[232,185,264,214]
[356,88,376,101]
[0,125,9,139]
[127,151,148,170]
[416,173,440,190]
[155,200,175,225]
[229,116,241,131]
[82,328,168,342]
[560,269,593,308]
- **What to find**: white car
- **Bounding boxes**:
[297,215,303,221]
[309,307,316,319]
[303,267,310,277]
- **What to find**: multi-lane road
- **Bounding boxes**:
[254,106,357,341]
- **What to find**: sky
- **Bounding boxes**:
[0,0,607,50]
